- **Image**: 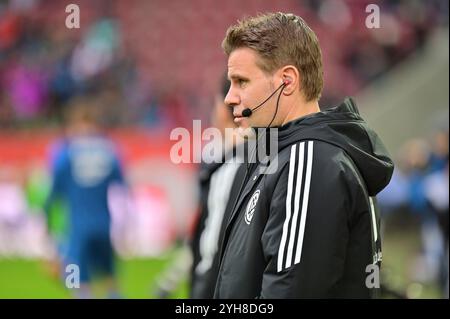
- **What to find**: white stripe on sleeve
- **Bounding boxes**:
[277,143,297,272]
[294,141,314,265]
[285,142,305,269]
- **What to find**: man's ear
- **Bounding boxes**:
[279,65,300,96]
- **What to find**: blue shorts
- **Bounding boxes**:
[64,232,115,283]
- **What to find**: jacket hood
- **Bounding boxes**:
[276,97,394,196]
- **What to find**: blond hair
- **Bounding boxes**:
[222,12,323,101]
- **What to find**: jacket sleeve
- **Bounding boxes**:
[260,140,365,298]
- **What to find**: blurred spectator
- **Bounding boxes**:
[428,129,449,173]
[378,130,449,298]
[424,162,449,297]
[424,130,449,297]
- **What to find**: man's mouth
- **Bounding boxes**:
[234,116,245,124]
[233,110,245,118]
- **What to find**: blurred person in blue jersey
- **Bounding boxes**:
[45,97,126,298]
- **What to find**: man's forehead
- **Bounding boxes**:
[227,48,262,79]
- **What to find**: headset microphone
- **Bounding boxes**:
[241,107,253,118]
[241,79,290,117]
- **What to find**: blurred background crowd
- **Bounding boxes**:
[0,0,448,298]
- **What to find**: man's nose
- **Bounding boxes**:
[224,87,240,109]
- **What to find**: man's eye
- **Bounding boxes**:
[238,79,247,86]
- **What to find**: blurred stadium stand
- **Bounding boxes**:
[359,27,449,153]
[0,0,448,128]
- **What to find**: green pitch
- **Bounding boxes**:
[0,254,189,299]
[0,225,442,299]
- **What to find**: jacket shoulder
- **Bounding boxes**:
[276,140,353,173]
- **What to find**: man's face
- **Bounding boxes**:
[225,48,278,128]
[212,95,236,135]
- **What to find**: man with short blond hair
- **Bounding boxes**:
[214,12,393,299]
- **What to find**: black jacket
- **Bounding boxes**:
[214,98,394,299]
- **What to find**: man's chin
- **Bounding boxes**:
[237,126,256,140]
